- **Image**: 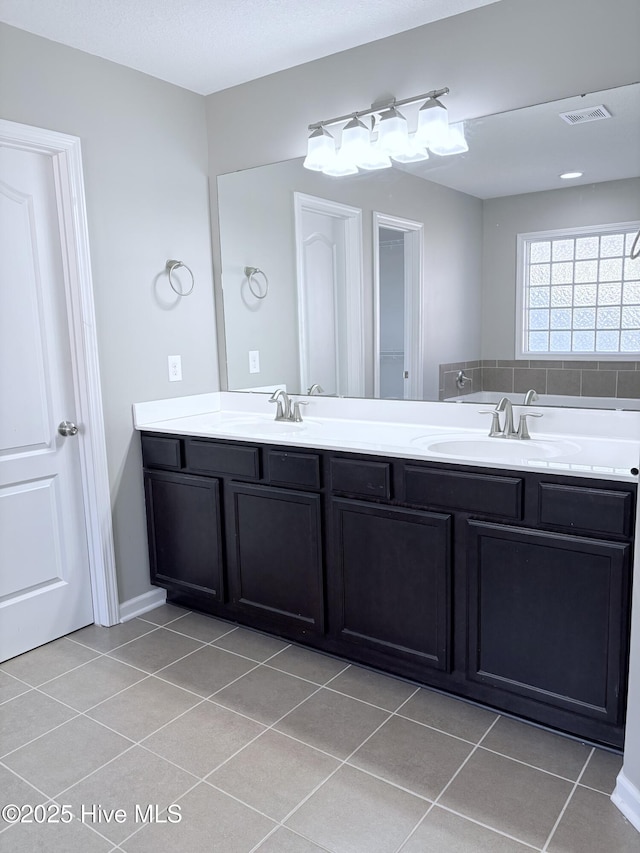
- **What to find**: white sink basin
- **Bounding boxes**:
[413,434,581,462]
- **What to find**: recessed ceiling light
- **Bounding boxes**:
[560,171,583,180]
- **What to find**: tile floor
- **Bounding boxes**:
[0,603,638,853]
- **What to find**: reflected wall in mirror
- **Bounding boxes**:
[217,83,640,409]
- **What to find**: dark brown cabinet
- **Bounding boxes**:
[140,431,635,748]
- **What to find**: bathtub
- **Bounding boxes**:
[445,391,640,411]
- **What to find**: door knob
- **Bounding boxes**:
[58,420,79,437]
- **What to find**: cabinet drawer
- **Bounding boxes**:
[538,483,634,538]
[185,439,260,479]
[141,434,182,470]
[405,465,523,519]
[266,450,321,489]
[330,458,391,500]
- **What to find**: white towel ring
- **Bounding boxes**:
[166,259,195,296]
[244,266,269,299]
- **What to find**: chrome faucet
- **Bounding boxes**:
[523,389,538,405]
[496,396,516,437]
[307,383,324,395]
[268,389,291,421]
[481,394,543,439]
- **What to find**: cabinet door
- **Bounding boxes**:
[144,470,223,601]
[466,520,630,728]
[226,483,324,637]
[330,498,451,672]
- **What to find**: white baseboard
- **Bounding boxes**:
[119,588,166,622]
[612,770,640,833]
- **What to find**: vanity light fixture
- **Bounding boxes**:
[304,86,468,176]
[559,171,584,180]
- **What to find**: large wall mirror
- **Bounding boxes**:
[217,82,640,409]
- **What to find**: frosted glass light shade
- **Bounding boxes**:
[391,133,429,163]
[429,122,468,156]
[357,145,392,171]
[340,117,370,163]
[303,127,335,171]
[415,98,449,148]
[322,149,358,177]
[377,107,408,157]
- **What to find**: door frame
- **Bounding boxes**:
[293,192,364,396]
[373,212,424,400]
[0,119,119,626]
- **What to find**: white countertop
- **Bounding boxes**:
[133,392,640,483]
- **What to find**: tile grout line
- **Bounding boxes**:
[540,746,595,852]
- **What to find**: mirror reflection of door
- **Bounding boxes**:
[294,193,364,397]
[373,213,424,400]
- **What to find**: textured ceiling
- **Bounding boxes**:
[0,0,500,95]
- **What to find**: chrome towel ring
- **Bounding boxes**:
[244,266,269,299]
[166,259,195,296]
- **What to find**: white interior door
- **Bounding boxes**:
[0,142,94,661]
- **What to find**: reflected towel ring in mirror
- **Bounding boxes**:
[244,266,269,299]
[166,259,195,296]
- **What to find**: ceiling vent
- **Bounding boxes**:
[559,104,612,125]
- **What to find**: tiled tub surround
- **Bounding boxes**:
[1,603,638,853]
[440,359,640,404]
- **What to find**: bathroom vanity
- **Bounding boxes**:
[135,393,640,749]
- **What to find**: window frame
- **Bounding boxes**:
[515,220,640,361]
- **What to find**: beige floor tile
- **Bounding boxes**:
[439,749,573,848]
[120,782,276,853]
[63,746,197,845]
[40,656,146,711]
[274,688,389,759]
[399,806,535,852]
[163,611,237,643]
[107,628,203,673]
[0,691,76,756]
[68,619,156,652]
[266,645,348,684]
[3,715,131,797]
[141,701,265,777]
[349,715,473,799]
[0,638,99,686]
[286,764,429,853]
[0,670,30,704]
[209,729,339,820]
[579,747,623,794]
[212,626,289,661]
[328,665,418,711]
[212,665,318,725]
[158,644,256,696]
[399,687,498,743]
[547,785,639,852]
[137,603,190,626]
[86,675,200,741]
[255,826,331,852]
[1,815,113,853]
[480,716,592,780]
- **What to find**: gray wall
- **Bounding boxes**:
[0,23,218,603]
[482,178,640,359]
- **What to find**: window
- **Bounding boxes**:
[517,223,640,358]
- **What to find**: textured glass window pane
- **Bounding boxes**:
[599,257,623,282]
[529,264,550,285]
[550,285,573,306]
[596,331,619,351]
[529,331,548,351]
[551,262,573,284]
[596,307,621,329]
[529,287,550,308]
[623,282,640,304]
[622,307,640,329]
[573,307,596,329]
[575,236,599,259]
[574,260,598,282]
[552,239,574,261]
[624,257,640,279]
[530,241,551,263]
[600,233,624,257]
[572,331,595,351]
[621,330,640,352]
[550,308,572,329]
[573,284,597,306]
[529,309,549,330]
[597,283,622,305]
[550,331,571,351]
